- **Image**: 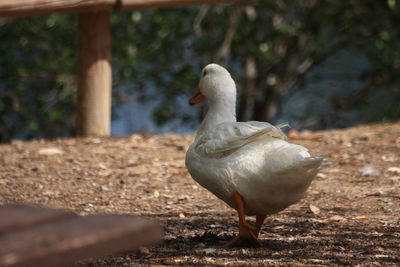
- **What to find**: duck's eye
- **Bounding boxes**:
[203,70,207,77]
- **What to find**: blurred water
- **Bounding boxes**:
[112,49,372,135]
[278,49,371,130]
[111,94,196,136]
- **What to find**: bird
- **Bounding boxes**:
[185,63,323,247]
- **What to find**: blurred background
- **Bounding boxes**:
[0,0,399,142]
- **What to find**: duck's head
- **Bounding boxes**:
[189,64,236,106]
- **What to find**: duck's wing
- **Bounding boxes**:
[195,121,289,157]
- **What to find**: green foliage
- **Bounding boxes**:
[0,14,76,141]
[0,0,399,141]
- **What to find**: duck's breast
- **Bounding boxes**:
[185,144,238,205]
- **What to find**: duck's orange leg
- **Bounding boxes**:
[224,192,260,247]
[253,215,267,238]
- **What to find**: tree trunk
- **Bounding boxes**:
[238,57,257,121]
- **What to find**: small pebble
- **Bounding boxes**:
[135,246,150,258]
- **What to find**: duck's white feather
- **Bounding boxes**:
[194,121,287,157]
[185,63,323,216]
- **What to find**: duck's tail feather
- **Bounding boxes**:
[271,155,324,189]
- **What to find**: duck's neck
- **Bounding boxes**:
[196,96,236,138]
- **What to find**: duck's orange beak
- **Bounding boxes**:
[188,88,205,106]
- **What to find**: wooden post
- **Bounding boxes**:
[77,10,112,137]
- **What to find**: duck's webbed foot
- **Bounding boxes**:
[223,223,260,247]
[223,192,261,247]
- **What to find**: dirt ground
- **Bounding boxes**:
[1,122,399,266]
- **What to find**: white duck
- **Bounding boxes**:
[185,63,323,246]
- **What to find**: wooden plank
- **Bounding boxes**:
[0,204,76,234]
[0,0,242,18]
[0,215,163,267]
[76,10,112,137]
[117,0,239,11]
[0,0,115,17]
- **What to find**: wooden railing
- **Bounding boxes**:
[0,0,239,136]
